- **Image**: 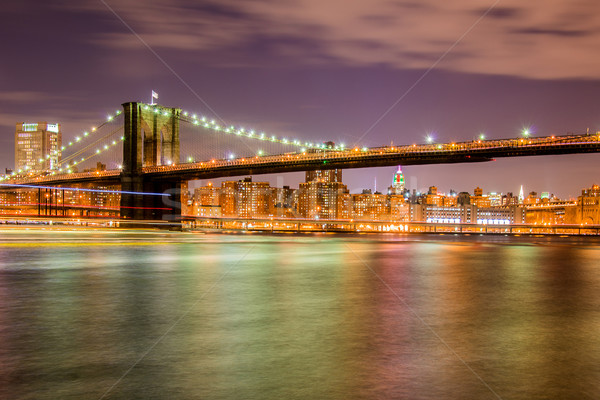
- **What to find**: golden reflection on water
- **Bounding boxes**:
[0,232,599,399]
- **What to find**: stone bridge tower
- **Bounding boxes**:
[120,102,184,221]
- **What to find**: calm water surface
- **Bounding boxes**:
[0,229,599,400]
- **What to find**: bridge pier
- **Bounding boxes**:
[121,176,187,223]
[120,101,184,224]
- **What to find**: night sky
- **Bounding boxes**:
[2,0,600,198]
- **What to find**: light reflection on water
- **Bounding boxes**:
[0,230,599,399]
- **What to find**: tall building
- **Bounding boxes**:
[274,186,296,217]
[519,185,524,204]
[389,166,405,195]
[389,195,409,221]
[219,177,275,218]
[15,122,61,172]
[235,177,274,218]
[193,183,221,217]
[297,169,349,219]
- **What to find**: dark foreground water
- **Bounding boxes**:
[0,229,599,400]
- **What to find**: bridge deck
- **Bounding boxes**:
[4,133,600,186]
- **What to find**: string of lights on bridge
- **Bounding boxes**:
[172,105,346,157]
[55,110,124,172]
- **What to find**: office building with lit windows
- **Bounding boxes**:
[218,178,275,218]
[352,190,389,220]
[389,195,409,221]
[15,122,61,172]
[297,169,349,219]
[410,204,524,224]
[193,183,222,217]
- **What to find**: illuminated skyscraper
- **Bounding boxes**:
[15,122,61,172]
[389,166,405,195]
[519,185,524,204]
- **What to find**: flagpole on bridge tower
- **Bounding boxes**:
[151,90,158,105]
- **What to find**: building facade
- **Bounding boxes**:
[15,122,61,172]
[218,178,275,218]
[297,169,349,219]
[193,183,222,217]
[352,190,389,220]
[410,204,524,224]
[571,184,600,224]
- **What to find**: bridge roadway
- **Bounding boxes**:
[6,132,600,186]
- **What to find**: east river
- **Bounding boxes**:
[0,229,599,400]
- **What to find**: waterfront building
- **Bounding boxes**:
[352,190,389,220]
[526,200,576,225]
[15,122,61,172]
[409,204,524,224]
[193,183,221,217]
[0,183,121,218]
[219,177,275,218]
[297,170,349,219]
[411,204,474,223]
[389,195,409,221]
[219,181,237,217]
[476,206,524,225]
[0,188,37,215]
[571,184,600,224]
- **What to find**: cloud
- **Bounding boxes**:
[0,91,61,104]
[513,28,589,38]
[63,0,600,79]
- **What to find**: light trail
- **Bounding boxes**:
[0,183,169,196]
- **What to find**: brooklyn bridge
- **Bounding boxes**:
[3,101,600,221]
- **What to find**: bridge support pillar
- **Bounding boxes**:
[120,177,187,224]
[120,101,184,224]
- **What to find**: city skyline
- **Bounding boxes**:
[1,1,600,198]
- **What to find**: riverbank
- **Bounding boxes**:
[1,216,600,236]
